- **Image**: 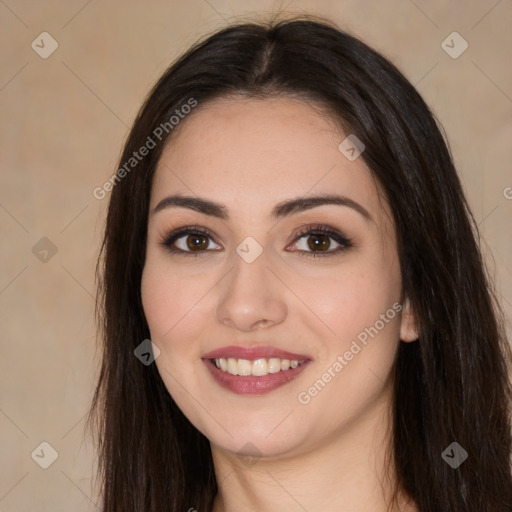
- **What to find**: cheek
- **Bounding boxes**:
[312,261,402,398]
[293,266,402,430]
[140,260,208,343]
[304,253,402,347]
[140,261,212,424]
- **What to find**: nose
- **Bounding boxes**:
[216,249,288,332]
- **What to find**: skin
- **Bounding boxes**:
[141,96,419,512]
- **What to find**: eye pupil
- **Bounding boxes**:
[187,235,208,251]
[308,234,330,251]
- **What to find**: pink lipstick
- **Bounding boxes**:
[202,345,312,395]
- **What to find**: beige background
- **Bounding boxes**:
[0,1,511,510]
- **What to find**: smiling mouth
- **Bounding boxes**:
[210,357,308,377]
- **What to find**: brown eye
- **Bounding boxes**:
[306,233,332,252]
[160,224,351,258]
[160,226,221,256]
[290,225,352,258]
[185,234,209,251]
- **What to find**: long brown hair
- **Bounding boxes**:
[87,14,512,512]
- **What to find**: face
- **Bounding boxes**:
[141,96,417,459]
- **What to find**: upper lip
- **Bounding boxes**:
[202,345,311,361]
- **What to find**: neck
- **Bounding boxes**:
[210,382,417,512]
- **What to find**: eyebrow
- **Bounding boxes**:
[151,193,373,223]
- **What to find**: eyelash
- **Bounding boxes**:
[159,223,352,259]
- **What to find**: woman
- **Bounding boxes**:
[87,14,512,512]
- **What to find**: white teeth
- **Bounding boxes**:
[213,357,306,376]
[268,358,281,373]
[227,358,238,375]
[237,359,252,376]
[252,358,268,376]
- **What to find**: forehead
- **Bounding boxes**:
[151,96,383,222]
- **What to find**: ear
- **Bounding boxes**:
[400,297,419,342]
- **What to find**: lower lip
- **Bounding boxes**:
[203,358,311,395]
